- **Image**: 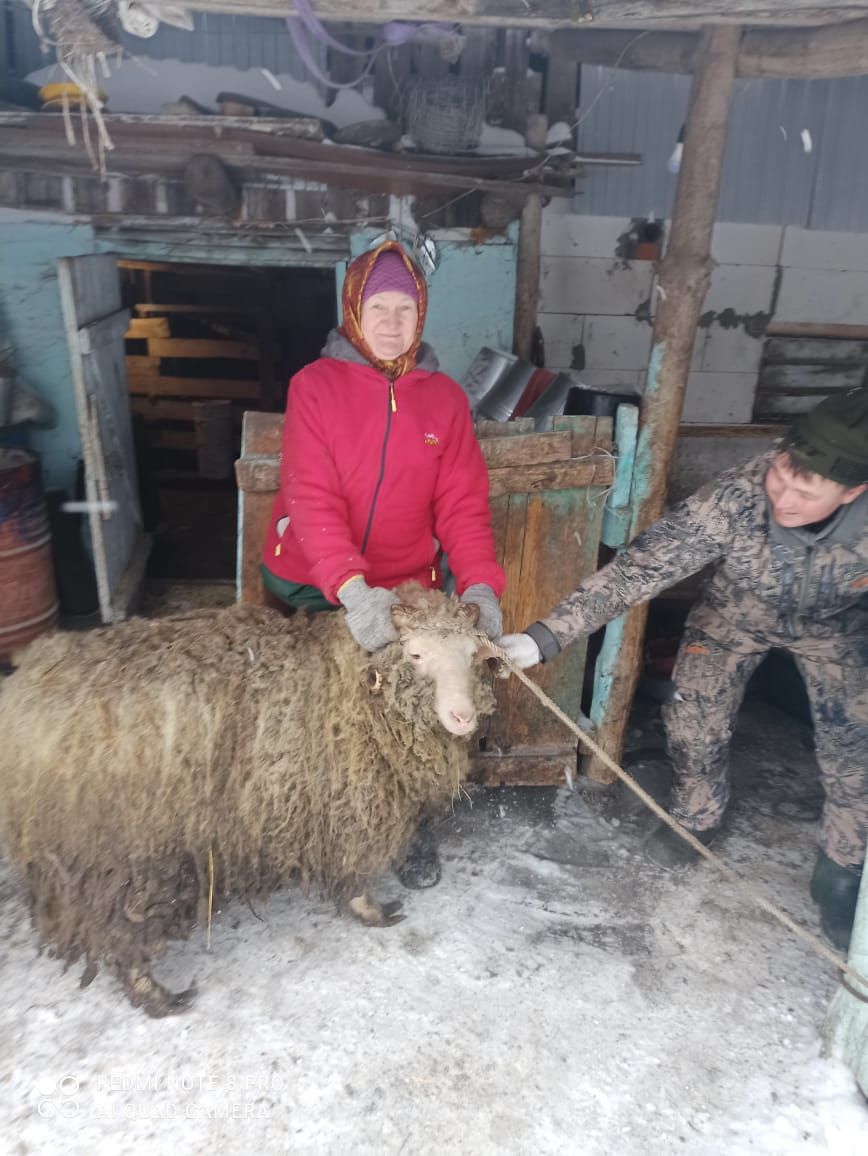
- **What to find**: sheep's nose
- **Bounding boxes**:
[449,708,476,731]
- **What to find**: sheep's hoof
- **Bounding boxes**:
[125,967,196,1017]
[347,894,405,928]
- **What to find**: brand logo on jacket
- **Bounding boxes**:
[423,433,440,447]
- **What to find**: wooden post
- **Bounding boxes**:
[513,114,547,362]
[584,24,742,783]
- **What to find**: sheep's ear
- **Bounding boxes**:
[361,665,383,694]
[457,601,480,627]
[390,603,420,632]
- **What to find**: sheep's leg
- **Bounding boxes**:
[346,893,405,927]
[124,966,196,1018]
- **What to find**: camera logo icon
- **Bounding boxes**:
[37,1076,80,1118]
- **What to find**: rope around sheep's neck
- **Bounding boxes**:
[480,635,868,998]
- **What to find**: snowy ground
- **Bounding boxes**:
[1,690,865,1154]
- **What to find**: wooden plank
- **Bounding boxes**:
[128,376,260,400]
[763,337,868,365]
[475,418,535,438]
[469,750,578,787]
[758,364,865,390]
[478,431,572,469]
[488,457,614,497]
[136,302,257,316]
[148,338,259,360]
[754,392,836,419]
[126,317,170,338]
[181,1,866,30]
[131,397,245,425]
[241,410,283,457]
[766,322,868,340]
[235,459,280,492]
[677,422,786,437]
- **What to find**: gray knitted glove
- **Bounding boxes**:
[460,583,503,641]
[337,578,400,651]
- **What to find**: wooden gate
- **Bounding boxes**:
[235,412,614,786]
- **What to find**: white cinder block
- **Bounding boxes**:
[700,264,778,317]
[780,228,868,272]
[540,256,655,315]
[540,213,634,260]
[582,315,653,371]
[537,313,585,371]
[710,222,783,267]
[774,268,868,325]
[699,323,765,374]
[682,372,756,424]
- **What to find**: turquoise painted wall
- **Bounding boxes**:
[0,215,98,494]
[346,230,517,383]
[1,218,516,496]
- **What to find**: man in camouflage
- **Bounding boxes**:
[501,389,868,951]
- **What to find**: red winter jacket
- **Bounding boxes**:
[262,332,505,603]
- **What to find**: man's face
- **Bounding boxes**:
[764,454,867,528]
[360,291,418,362]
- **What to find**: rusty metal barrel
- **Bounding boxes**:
[0,448,59,660]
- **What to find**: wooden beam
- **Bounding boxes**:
[182,2,868,31]
[532,18,868,77]
[584,24,743,785]
[513,115,547,362]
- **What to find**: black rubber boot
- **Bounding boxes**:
[645,820,720,871]
[809,850,862,952]
[395,824,442,890]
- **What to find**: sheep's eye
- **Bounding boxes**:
[409,652,423,662]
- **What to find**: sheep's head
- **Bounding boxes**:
[363,589,498,737]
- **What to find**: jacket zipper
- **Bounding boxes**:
[360,381,396,555]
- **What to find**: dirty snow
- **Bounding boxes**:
[0,696,865,1154]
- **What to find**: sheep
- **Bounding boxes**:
[0,584,499,1017]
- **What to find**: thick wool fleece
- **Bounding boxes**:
[0,587,495,990]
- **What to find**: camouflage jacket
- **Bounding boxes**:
[533,451,868,665]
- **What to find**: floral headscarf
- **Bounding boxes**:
[340,240,428,379]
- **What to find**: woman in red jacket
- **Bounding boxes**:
[261,239,505,887]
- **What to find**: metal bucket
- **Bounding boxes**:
[476,359,536,423]
[463,347,519,413]
[0,448,59,660]
[523,372,581,430]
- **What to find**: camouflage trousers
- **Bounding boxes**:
[662,617,868,870]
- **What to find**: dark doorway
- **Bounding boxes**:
[119,260,337,579]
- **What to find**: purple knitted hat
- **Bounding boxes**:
[361,249,420,304]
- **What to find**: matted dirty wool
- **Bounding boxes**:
[0,589,494,990]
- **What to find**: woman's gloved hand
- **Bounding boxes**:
[498,633,543,669]
[337,578,400,651]
[460,583,503,641]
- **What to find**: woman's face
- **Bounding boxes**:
[360,290,418,362]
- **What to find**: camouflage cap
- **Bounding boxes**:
[783,387,868,486]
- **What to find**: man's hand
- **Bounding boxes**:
[460,583,503,641]
[337,578,400,651]
[499,633,543,669]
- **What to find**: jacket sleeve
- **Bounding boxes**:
[431,390,505,597]
[280,369,367,601]
[538,472,745,648]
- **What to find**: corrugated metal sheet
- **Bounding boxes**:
[576,66,868,232]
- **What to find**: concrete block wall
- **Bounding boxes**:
[538,209,868,425]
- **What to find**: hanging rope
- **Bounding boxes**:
[481,637,868,998]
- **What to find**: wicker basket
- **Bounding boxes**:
[406,76,485,154]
